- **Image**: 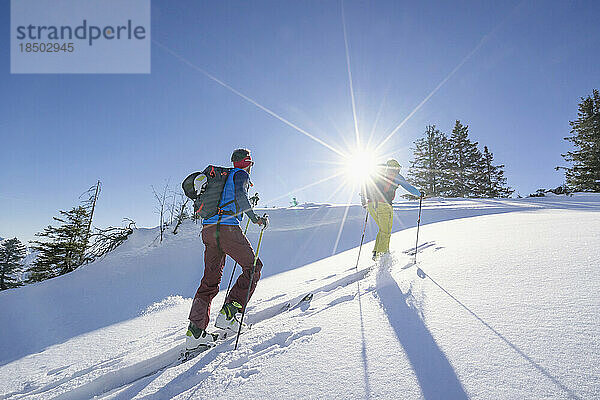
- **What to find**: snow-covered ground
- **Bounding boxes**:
[1,194,599,399]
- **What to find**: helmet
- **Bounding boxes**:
[386,159,401,169]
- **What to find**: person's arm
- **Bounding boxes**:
[394,174,422,197]
[233,171,260,223]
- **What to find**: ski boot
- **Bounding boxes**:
[215,301,249,334]
[185,321,219,351]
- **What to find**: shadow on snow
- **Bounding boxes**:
[375,266,469,399]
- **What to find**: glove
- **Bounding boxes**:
[257,214,269,229]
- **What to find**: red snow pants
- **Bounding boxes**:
[188,224,263,330]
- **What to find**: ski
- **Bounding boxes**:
[178,343,213,363]
[290,292,313,310]
[279,292,313,312]
[178,292,313,363]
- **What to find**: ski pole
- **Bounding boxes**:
[234,224,266,350]
[354,208,370,271]
[414,195,426,279]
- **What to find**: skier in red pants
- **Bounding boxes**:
[186,148,268,349]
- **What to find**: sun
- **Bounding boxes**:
[341,147,381,187]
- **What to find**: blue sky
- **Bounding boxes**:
[1,0,599,241]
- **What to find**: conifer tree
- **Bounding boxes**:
[561,89,600,192]
[408,125,451,196]
[28,206,91,283]
[447,120,482,197]
[475,146,514,198]
[0,238,27,290]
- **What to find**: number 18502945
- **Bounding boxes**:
[19,42,74,53]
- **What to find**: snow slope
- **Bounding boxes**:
[0,197,543,364]
[0,194,599,399]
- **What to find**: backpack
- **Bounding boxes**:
[182,165,231,219]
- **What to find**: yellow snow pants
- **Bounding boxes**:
[367,201,393,254]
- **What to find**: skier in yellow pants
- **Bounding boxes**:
[367,200,393,256]
[362,159,421,260]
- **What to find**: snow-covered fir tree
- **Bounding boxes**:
[562,89,600,192]
[0,238,27,290]
[447,120,482,197]
[408,125,451,197]
[474,146,513,198]
[28,206,91,283]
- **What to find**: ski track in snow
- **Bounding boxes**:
[3,261,385,400]
[13,251,512,399]
[39,265,377,400]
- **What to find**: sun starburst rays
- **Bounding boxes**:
[154,37,402,215]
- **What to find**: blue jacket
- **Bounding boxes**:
[202,168,259,226]
[395,174,422,197]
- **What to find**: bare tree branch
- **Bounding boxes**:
[172,194,190,235]
[151,182,169,242]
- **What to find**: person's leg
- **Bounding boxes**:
[221,225,263,310]
[377,202,393,253]
[368,202,382,253]
[188,225,226,329]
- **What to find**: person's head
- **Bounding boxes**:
[385,159,401,177]
[231,148,254,172]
